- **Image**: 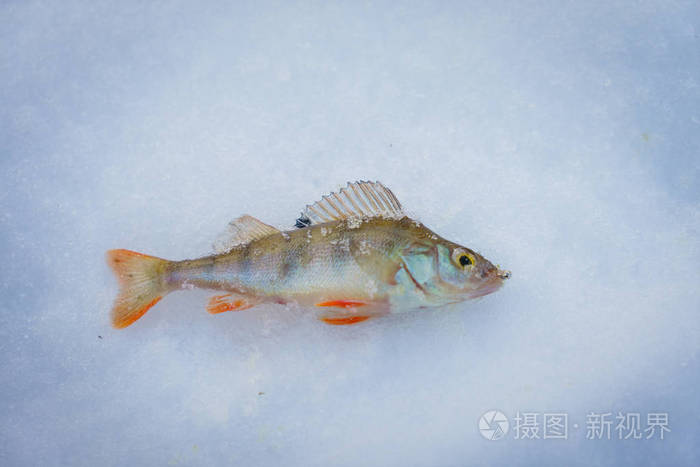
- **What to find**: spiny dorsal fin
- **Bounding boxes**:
[213,215,279,253]
[296,181,404,226]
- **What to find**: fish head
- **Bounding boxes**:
[399,234,510,305]
[435,242,510,300]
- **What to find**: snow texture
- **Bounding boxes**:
[1,1,699,466]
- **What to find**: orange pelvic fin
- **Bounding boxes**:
[207,293,257,314]
[316,300,377,325]
[316,300,367,309]
[321,315,372,325]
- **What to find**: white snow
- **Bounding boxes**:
[1,1,699,466]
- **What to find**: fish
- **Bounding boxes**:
[106,181,510,328]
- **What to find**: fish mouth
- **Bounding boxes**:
[470,269,510,298]
[496,269,511,280]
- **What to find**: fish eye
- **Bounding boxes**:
[452,249,475,269]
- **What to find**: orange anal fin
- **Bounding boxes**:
[321,315,372,325]
[316,300,367,309]
[207,294,255,314]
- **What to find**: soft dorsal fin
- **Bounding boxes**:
[213,215,280,253]
[296,181,404,226]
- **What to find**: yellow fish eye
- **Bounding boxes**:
[452,249,475,269]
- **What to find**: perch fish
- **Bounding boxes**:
[107,181,510,328]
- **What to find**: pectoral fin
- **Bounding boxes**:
[349,240,402,285]
[207,293,258,314]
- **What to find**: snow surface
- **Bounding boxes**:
[1,1,699,466]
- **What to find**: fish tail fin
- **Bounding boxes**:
[106,249,171,329]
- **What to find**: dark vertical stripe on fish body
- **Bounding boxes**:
[279,246,297,282]
[240,243,252,280]
[298,236,314,269]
